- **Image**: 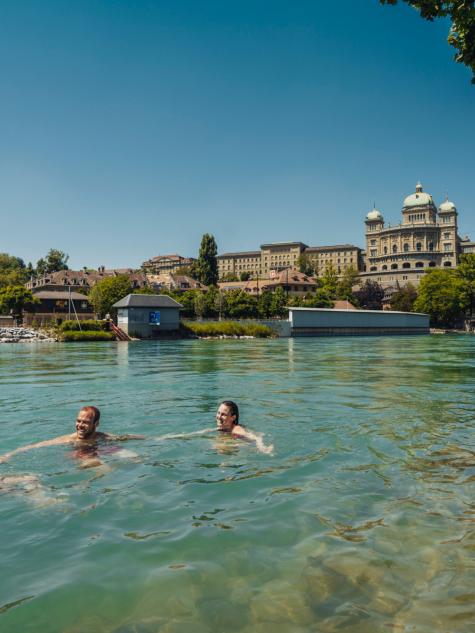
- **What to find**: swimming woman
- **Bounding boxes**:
[216,401,274,454]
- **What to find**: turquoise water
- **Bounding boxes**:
[0,337,474,633]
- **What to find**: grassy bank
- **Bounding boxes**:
[181,320,276,338]
[57,320,115,342]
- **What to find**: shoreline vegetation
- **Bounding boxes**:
[58,319,276,341]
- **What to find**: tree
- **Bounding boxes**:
[320,263,339,299]
[88,275,132,318]
[225,290,258,319]
[354,280,385,310]
[258,290,274,318]
[0,253,29,288]
[454,253,475,329]
[0,285,39,320]
[270,287,288,318]
[197,234,218,286]
[390,283,418,312]
[304,288,334,308]
[240,271,251,281]
[413,269,463,326]
[380,1,475,83]
[337,266,360,301]
[297,254,317,276]
[36,249,69,276]
[220,272,239,282]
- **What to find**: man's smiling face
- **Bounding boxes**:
[75,409,97,440]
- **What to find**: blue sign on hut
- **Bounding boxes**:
[112,294,183,338]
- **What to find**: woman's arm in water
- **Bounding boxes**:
[232,426,274,455]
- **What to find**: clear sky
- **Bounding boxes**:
[1,0,474,270]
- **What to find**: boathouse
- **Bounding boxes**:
[112,294,183,338]
[288,307,429,336]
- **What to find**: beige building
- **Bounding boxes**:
[218,242,361,280]
[142,254,197,275]
[360,182,462,288]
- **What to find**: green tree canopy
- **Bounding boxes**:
[88,275,133,318]
[36,249,69,276]
[0,285,39,319]
[454,253,475,326]
[0,253,29,288]
[297,254,317,276]
[319,263,339,299]
[336,266,360,301]
[225,290,258,319]
[389,283,418,312]
[413,269,463,326]
[197,234,218,286]
[381,1,475,83]
[354,280,385,310]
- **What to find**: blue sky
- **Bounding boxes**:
[1,0,474,269]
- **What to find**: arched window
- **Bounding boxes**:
[428,242,434,251]
[382,265,387,270]
[392,244,397,253]
[428,261,436,267]
[383,246,388,255]
[370,266,377,271]
[403,243,409,252]
[443,261,452,267]
[416,242,422,252]
[402,262,410,269]
[391,264,398,270]
[415,262,424,268]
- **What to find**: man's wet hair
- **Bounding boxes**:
[80,406,100,423]
[220,400,239,424]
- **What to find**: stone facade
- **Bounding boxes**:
[141,254,197,275]
[360,183,462,288]
[218,242,361,280]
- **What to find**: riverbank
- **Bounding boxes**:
[0,327,56,343]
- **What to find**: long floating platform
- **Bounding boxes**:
[288,307,430,337]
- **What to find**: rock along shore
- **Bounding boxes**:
[0,327,56,344]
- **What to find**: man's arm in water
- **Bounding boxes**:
[0,434,75,463]
[232,426,274,454]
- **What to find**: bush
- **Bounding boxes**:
[60,319,107,332]
[61,330,115,342]
[181,321,275,338]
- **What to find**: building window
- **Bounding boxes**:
[370,240,376,246]
[370,249,377,257]
[383,246,388,255]
[428,261,436,267]
[415,262,424,268]
[402,262,410,269]
[444,244,451,252]
[416,242,422,251]
[382,265,387,270]
[370,266,377,271]
[443,261,452,267]
[428,242,434,251]
[403,243,409,252]
[392,244,397,254]
[391,264,398,270]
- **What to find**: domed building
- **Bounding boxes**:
[361,183,462,287]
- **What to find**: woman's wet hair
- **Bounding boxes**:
[220,400,239,424]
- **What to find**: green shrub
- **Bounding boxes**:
[61,330,115,342]
[181,321,275,338]
[60,319,107,332]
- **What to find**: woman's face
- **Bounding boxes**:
[216,404,236,432]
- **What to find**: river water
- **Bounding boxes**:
[0,336,474,633]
